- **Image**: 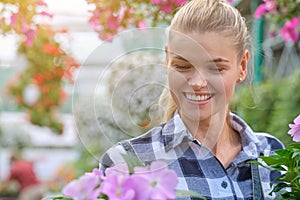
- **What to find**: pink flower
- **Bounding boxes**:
[227,0,234,3]
[150,0,161,4]
[138,20,147,29]
[62,173,101,200]
[10,13,18,27]
[172,0,187,6]
[36,0,48,6]
[38,11,53,18]
[87,168,105,182]
[106,14,119,30]
[254,0,277,19]
[151,0,174,14]
[288,114,300,142]
[88,13,101,30]
[100,163,135,200]
[24,28,37,46]
[132,161,178,200]
[279,17,299,44]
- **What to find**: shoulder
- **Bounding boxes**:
[230,112,284,156]
[99,124,165,170]
[254,132,285,155]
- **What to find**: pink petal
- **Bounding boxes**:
[106,163,129,176]
[292,132,300,142]
[254,4,267,19]
[150,160,168,171]
[10,13,18,27]
[138,20,147,29]
[173,0,188,6]
[24,29,37,46]
[294,114,300,125]
[288,115,300,142]
[160,170,178,189]
[39,11,53,18]
[150,0,161,3]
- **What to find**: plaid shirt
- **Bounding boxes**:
[100,112,284,200]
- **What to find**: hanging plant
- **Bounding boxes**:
[254,0,300,44]
[0,0,79,134]
[86,0,188,41]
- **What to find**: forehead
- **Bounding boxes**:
[168,31,237,64]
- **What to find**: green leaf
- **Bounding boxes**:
[288,143,300,149]
[121,153,144,174]
[42,195,72,200]
[260,155,290,167]
[271,182,289,193]
[176,189,206,199]
[274,148,291,157]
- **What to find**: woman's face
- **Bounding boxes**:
[166,31,248,122]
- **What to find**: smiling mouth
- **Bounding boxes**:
[185,93,213,102]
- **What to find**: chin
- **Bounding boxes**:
[180,107,211,122]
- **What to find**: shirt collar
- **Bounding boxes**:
[230,113,260,161]
[162,111,194,152]
[162,111,261,160]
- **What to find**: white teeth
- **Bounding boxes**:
[186,94,211,101]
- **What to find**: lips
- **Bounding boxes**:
[184,92,213,102]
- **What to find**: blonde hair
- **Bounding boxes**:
[160,0,252,122]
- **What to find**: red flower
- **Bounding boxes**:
[43,43,63,56]
[33,74,44,85]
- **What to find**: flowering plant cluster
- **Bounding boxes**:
[254,0,300,44]
[86,0,187,41]
[51,156,204,200]
[86,0,237,41]
[258,114,300,199]
[0,0,51,46]
[0,1,79,133]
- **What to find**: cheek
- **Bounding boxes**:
[207,74,237,100]
[167,69,186,91]
[221,77,237,100]
[167,70,187,106]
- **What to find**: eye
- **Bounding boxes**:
[208,65,225,73]
[211,67,224,72]
[174,65,191,71]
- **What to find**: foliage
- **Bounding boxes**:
[231,69,300,146]
[6,26,79,133]
[0,181,19,197]
[0,1,79,133]
[255,115,300,199]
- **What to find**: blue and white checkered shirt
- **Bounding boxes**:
[100,112,284,200]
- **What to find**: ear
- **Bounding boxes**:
[237,50,248,83]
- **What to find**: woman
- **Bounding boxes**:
[100,0,284,199]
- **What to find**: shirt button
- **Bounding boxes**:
[221,181,228,189]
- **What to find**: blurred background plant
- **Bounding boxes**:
[254,0,300,44]
[86,0,188,40]
[0,0,299,198]
[231,68,300,146]
[0,0,79,134]
[71,51,166,177]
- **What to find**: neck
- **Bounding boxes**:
[181,110,242,167]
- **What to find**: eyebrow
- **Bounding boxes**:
[209,58,230,63]
[171,54,230,63]
[171,55,189,62]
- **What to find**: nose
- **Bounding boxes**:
[187,70,207,89]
